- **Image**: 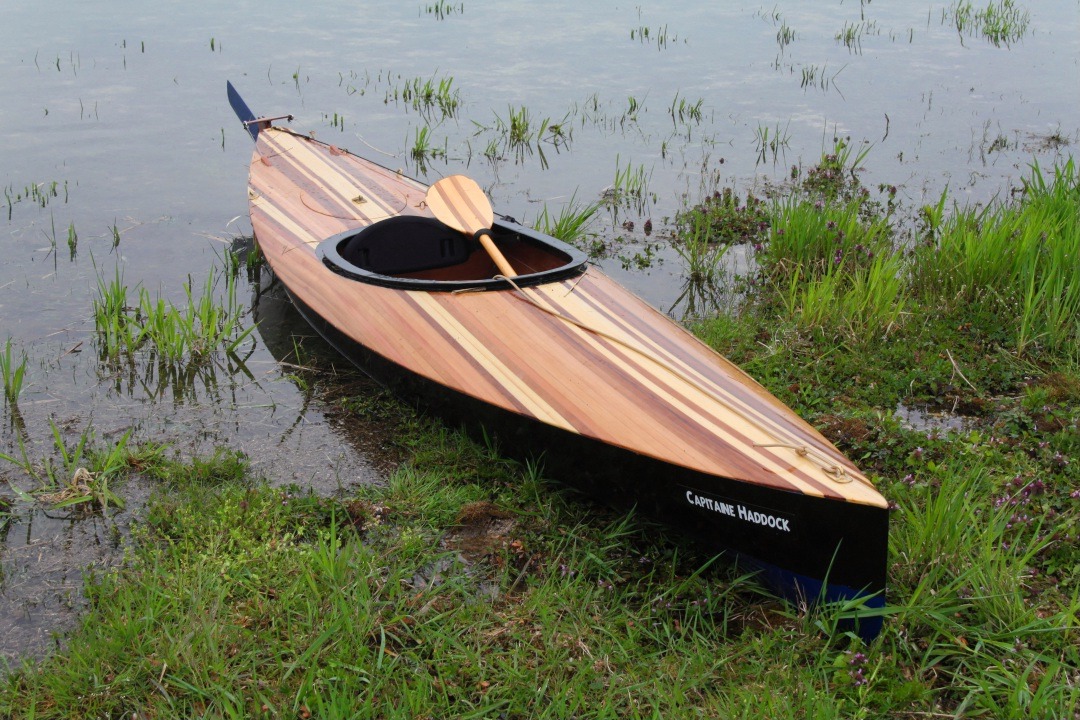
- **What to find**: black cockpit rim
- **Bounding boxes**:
[317,215,588,291]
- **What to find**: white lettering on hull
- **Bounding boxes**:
[684,490,791,533]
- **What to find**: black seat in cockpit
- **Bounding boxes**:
[336,216,474,275]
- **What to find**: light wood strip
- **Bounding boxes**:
[406,292,576,430]
[541,276,864,457]
[570,275,844,455]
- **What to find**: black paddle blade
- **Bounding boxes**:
[227,81,260,141]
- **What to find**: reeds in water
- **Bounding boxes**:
[93,263,255,363]
[533,193,599,246]
[1,338,28,404]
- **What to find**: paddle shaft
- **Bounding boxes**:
[475,231,517,277]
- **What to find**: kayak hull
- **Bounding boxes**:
[230,87,889,637]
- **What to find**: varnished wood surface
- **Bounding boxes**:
[248,127,886,509]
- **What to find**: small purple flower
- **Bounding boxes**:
[847,652,869,687]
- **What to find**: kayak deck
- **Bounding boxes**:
[247,127,886,510]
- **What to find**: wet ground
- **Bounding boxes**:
[2,0,1078,667]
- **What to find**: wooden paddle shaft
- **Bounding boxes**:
[476,231,517,277]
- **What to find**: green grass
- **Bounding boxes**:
[533,192,600,247]
[947,0,1030,47]
[408,125,447,172]
[909,159,1080,356]
[480,105,572,169]
[753,120,792,165]
[604,155,653,214]
[2,156,1079,718]
[92,260,255,363]
[0,420,164,511]
[2,369,1077,717]
[1,337,28,405]
[390,73,461,120]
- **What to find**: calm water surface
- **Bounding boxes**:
[1,0,1078,665]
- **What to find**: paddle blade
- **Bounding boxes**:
[426,175,517,278]
[426,175,495,236]
[227,81,260,141]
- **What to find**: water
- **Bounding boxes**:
[2,0,1078,665]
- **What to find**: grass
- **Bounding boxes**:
[2,355,1077,716]
[533,192,600,247]
[2,154,1079,718]
[909,159,1080,356]
[423,0,462,20]
[3,180,67,220]
[947,0,1030,47]
[604,155,653,214]
[777,20,796,50]
[1,338,28,405]
[0,420,161,512]
[630,24,675,50]
[388,73,461,121]
[668,92,704,136]
[408,125,446,173]
[479,105,573,169]
[835,20,878,53]
[754,120,792,165]
[92,261,255,364]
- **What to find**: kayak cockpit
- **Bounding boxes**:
[317,215,588,291]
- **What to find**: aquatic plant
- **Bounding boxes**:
[799,62,845,92]
[93,263,255,363]
[1,337,28,404]
[753,120,792,165]
[947,0,1030,46]
[390,74,461,120]
[604,155,653,214]
[672,206,732,284]
[0,419,166,512]
[4,179,67,220]
[835,19,879,53]
[408,125,446,173]
[776,20,796,50]
[668,92,704,127]
[533,193,599,246]
[66,221,78,260]
[630,24,676,50]
[423,0,462,20]
[472,105,572,170]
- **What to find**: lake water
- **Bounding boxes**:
[1,0,1078,665]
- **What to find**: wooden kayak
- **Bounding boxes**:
[228,83,888,636]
